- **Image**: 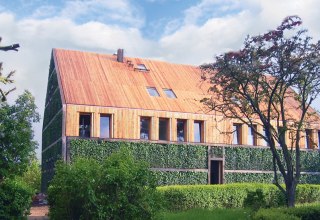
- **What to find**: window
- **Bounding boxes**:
[262,128,269,146]
[177,119,187,142]
[194,121,204,143]
[163,89,177,98]
[136,64,148,71]
[159,118,169,141]
[79,113,91,138]
[318,130,320,149]
[140,117,151,140]
[100,114,111,138]
[232,124,242,145]
[305,129,313,149]
[147,87,160,97]
[248,125,257,146]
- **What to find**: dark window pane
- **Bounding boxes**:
[100,115,110,138]
[159,118,169,141]
[140,117,150,139]
[177,120,186,142]
[248,125,257,146]
[79,114,91,137]
[163,89,177,98]
[194,121,202,142]
[147,87,160,97]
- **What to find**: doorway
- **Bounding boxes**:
[210,160,223,184]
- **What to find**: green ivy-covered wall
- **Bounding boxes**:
[41,56,63,192]
[68,138,320,186]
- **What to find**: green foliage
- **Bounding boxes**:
[48,149,161,220]
[17,159,41,193]
[0,91,40,181]
[153,171,207,186]
[42,111,62,149]
[162,208,252,220]
[224,172,276,183]
[158,183,320,211]
[253,203,320,220]
[0,178,33,220]
[70,139,208,169]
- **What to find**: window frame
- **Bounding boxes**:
[159,118,170,141]
[146,87,160,97]
[163,88,177,98]
[79,113,92,138]
[248,125,257,146]
[140,117,151,140]
[100,114,112,138]
[177,119,187,142]
[194,120,204,143]
[232,123,242,145]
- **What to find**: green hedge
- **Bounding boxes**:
[153,171,207,186]
[158,183,320,211]
[253,203,320,220]
[43,89,62,126]
[224,172,275,183]
[69,139,208,169]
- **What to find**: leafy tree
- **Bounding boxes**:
[48,149,161,220]
[18,158,41,193]
[201,16,320,207]
[0,91,40,182]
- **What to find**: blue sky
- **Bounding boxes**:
[0,0,319,159]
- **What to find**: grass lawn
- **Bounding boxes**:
[161,208,252,220]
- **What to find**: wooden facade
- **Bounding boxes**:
[42,48,320,190]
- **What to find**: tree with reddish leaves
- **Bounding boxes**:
[201,16,320,207]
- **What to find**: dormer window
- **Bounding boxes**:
[147,87,160,97]
[135,64,148,71]
[163,89,177,98]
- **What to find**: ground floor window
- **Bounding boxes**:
[79,113,91,138]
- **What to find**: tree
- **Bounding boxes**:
[201,16,320,207]
[0,37,19,102]
[0,91,40,182]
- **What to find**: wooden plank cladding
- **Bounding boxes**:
[65,104,318,147]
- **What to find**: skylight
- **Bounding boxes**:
[136,64,148,71]
[163,89,177,98]
[147,87,160,97]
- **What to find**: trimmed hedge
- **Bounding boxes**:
[158,183,320,211]
[224,172,276,183]
[253,203,320,220]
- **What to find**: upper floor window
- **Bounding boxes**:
[177,119,187,142]
[147,87,160,97]
[100,114,111,138]
[248,125,257,146]
[140,117,151,140]
[232,123,242,145]
[305,129,313,149]
[79,113,91,138]
[163,89,177,98]
[194,121,204,143]
[159,118,169,141]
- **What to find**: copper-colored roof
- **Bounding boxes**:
[54,48,210,114]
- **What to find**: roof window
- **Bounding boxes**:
[147,87,160,97]
[163,89,177,98]
[135,64,149,71]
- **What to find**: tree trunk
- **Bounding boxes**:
[286,181,296,207]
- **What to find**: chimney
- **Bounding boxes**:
[117,48,124,62]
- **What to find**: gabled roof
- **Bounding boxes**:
[53,48,210,114]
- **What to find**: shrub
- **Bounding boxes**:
[158,183,320,211]
[18,159,41,193]
[48,148,161,220]
[253,203,320,220]
[0,178,33,220]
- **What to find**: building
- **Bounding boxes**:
[42,48,320,191]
